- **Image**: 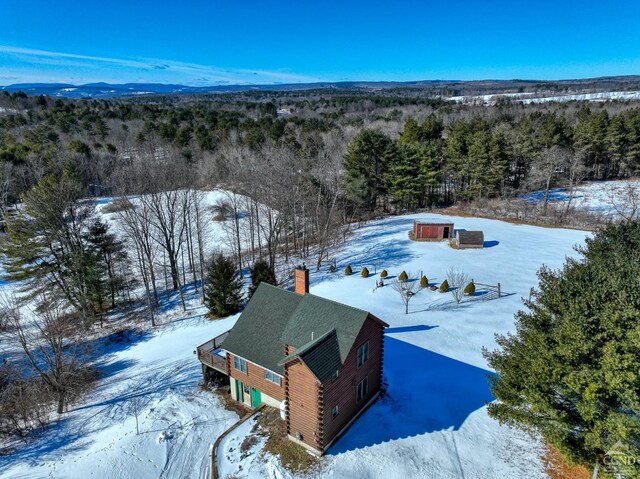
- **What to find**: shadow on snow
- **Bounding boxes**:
[328,336,495,454]
[385,325,438,334]
[0,357,201,474]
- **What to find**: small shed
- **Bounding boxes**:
[412,220,454,241]
[455,230,484,249]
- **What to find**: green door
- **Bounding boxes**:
[235,380,243,402]
[250,388,261,408]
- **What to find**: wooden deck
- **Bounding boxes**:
[197,330,230,374]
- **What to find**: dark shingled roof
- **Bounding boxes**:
[221,282,386,381]
[281,293,371,361]
[457,230,484,245]
[220,284,302,375]
[279,329,343,382]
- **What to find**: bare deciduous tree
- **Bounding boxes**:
[605,182,640,221]
[529,146,572,216]
[562,152,587,221]
[447,267,469,304]
[1,295,91,414]
[116,197,159,325]
[390,273,422,314]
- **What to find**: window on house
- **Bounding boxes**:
[356,341,369,367]
[331,370,339,381]
[356,376,368,403]
[234,356,247,373]
[265,370,282,386]
[331,405,339,419]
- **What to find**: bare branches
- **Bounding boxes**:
[1,294,90,414]
[605,182,640,222]
[529,146,573,216]
[446,267,469,304]
[390,272,422,314]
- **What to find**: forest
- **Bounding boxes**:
[2,87,640,440]
[2,89,640,214]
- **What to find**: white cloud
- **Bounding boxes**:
[0,45,318,86]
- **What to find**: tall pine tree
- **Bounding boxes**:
[485,220,640,474]
[343,129,394,212]
[248,258,276,298]
[1,169,110,324]
[205,254,244,318]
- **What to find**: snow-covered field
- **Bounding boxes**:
[217,214,588,479]
[2,207,590,478]
[94,189,256,254]
[447,90,640,105]
[306,215,587,478]
[522,179,640,219]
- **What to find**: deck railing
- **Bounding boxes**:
[197,330,230,373]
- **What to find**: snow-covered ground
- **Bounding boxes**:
[447,90,640,105]
[306,215,587,478]
[217,415,272,479]
[0,106,20,115]
[1,300,240,479]
[2,208,590,478]
[219,214,588,478]
[520,91,640,104]
[522,179,640,219]
[95,189,253,252]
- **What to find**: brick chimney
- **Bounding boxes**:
[294,264,309,295]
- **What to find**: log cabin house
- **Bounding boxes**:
[196,266,388,456]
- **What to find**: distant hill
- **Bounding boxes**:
[2,76,640,99]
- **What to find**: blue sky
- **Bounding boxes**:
[1,0,639,86]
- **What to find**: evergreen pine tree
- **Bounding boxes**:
[485,220,640,471]
[205,254,243,318]
[343,130,394,211]
[463,282,475,295]
[1,171,104,324]
[248,258,276,298]
[388,143,422,210]
[85,218,129,310]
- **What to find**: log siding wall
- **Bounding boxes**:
[320,316,385,449]
[285,359,321,452]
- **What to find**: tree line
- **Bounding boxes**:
[343,108,640,214]
[2,90,640,229]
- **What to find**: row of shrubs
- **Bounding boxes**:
[341,264,476,295]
